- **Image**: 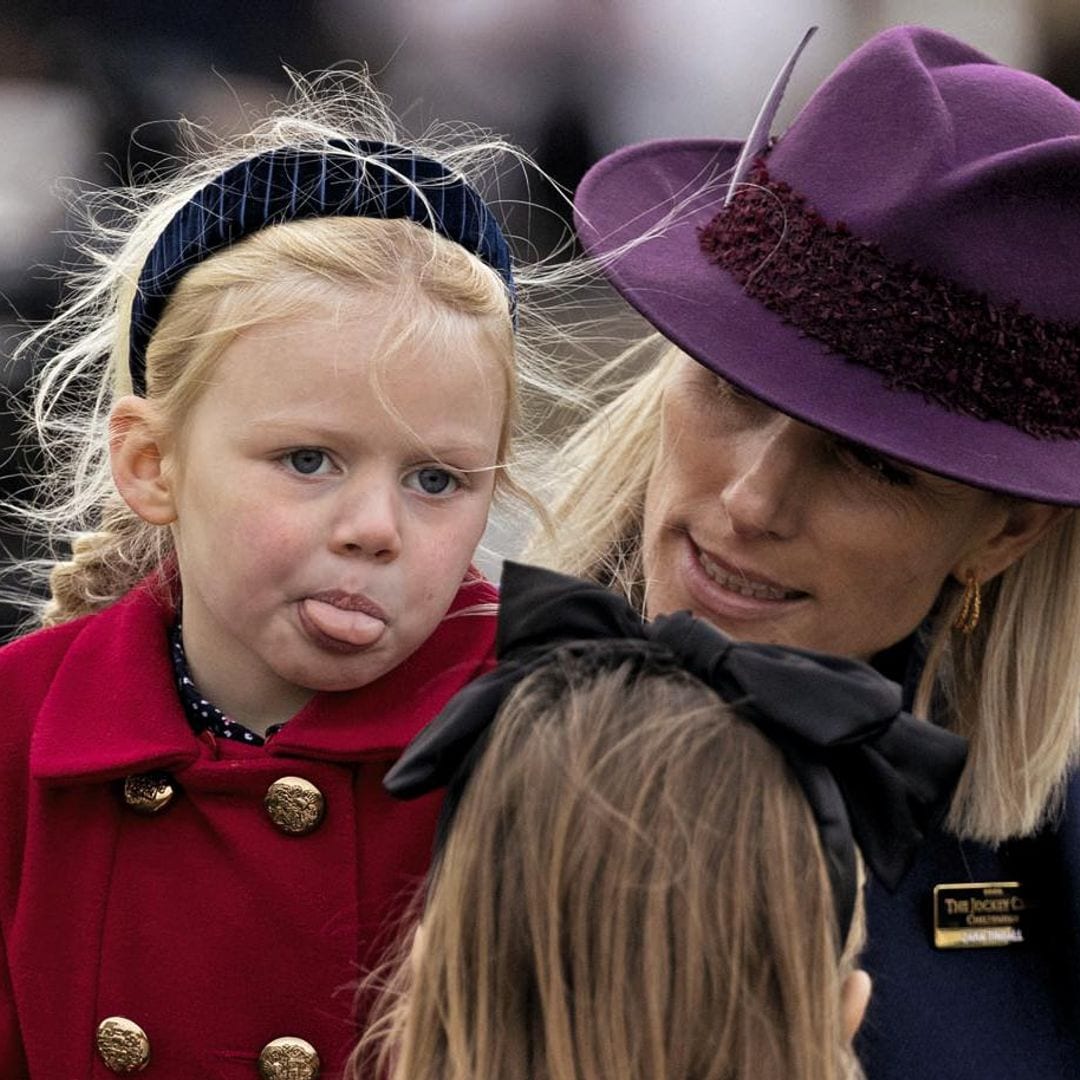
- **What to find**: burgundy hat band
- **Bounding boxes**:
[700,163,1080,440]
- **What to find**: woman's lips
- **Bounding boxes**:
[299,591,387,650]
[677,536,809,623]
[697,550,806,601]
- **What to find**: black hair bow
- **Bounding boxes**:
[386,561,967,941]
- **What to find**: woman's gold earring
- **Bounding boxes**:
[952,571,981,635]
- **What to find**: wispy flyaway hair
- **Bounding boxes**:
[4,68,591,629]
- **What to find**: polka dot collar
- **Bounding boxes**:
[168,622,283,746]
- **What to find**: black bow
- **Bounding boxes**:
[386,561,967,941]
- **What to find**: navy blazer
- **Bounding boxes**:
[856,661,1080,1080]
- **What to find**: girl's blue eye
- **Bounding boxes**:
[409,467,459,496]
[285,449,330,475]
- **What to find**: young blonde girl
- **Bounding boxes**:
[353,561,967,1080]
[0,74,564,1078]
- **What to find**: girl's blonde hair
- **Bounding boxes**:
[6,70,583,628]
[354,650,865,1080]
[523,341,1080,845]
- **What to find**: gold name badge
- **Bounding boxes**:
[933,881,1030,949]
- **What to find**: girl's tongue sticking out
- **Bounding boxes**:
[301,596,387,647]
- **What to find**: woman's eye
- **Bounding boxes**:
[709,375,769,418]
[717,376,752,403]
[838,441,916,487]
[406,467,460,496]
[284,449,332,476]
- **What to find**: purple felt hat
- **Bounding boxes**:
[574,25,1080,505]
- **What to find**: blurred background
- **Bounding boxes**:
[2,0,1080,631]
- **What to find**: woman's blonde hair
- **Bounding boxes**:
[5,70,585,628]
[523,342,1080,845]
[354,650,865,1080]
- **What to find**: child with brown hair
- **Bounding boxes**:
[0,74,566,1077]
[355,561,967,1080]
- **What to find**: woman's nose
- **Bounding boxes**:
[329,478,403,561]
[720,418,809,540]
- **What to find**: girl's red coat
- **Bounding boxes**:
[0,577,497,1078]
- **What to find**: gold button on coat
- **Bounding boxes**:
[95,1016,150,1073]
[264,776,325,835]
[258,1035,321,1078]
[123,772,175,814]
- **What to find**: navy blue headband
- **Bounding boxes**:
[386,562,968,946]
[128,139,516,395]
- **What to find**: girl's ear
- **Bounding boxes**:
[841,968,872,1043]
[110,395,177,525]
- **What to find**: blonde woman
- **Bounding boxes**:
[526,25,1080,1080]
[353,562,966,1080]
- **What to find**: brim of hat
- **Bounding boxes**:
[574,138,1080,506]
